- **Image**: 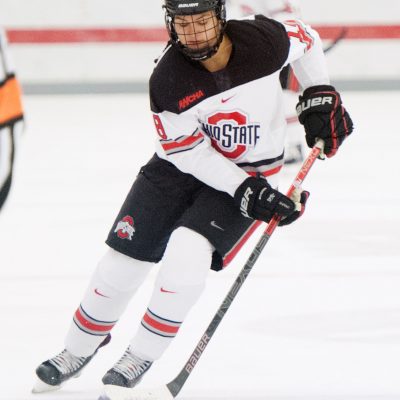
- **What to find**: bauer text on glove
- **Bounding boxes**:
[296,85,353,157]
[234,177,295,223]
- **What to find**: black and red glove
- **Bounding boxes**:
[234,177,294,223]
[234,177,310,226]
[296,85,353,157]
[234,177,309,226]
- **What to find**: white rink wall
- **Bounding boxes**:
[2,0,400,26]
[1,0,400,89]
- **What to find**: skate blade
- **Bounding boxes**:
[32,379,61,393]
[100,384,174,400]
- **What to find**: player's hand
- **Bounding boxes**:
[234,177,295,223]
[278,188,310,226]
[296,85,353,157]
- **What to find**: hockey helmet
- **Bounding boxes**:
[163,0,227,61]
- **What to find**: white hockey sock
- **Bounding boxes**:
[65,249,154,357]
[130,227,214,361]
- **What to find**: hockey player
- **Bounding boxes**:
[228,0,306,164]
[228,0,348,164]
[33,0,353,398]
[231,0,305,162]
[0,28,24,212]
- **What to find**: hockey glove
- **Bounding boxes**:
[278,189,310,226]
[296,85,353,157]
[234,177,295,223]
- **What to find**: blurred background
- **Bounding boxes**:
[0,1,400,399]
[1,0,400,93]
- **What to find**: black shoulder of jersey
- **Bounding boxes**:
[150,16,290,115]
[149,45,205,114]
[228,15,290,67]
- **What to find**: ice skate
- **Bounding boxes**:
[32,333,111,393]
[100,346,152,399]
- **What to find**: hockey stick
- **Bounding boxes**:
[166,139,324,398]
[101,139,324,400]
[323,27,348,54]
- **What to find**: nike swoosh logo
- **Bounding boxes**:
[221,95,235,103]
[94,288,110,298]
[210,221,225,231]
[160,287,176,294]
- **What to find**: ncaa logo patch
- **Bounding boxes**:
[114,215,135,240]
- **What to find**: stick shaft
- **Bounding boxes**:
[166,140,324,397]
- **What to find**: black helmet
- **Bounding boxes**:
[164,0,227,61]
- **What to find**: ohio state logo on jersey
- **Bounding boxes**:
[114,215,135,240]
[201,111,260,160]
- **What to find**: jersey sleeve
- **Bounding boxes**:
[151,108,249,197]
[282,19,330,89]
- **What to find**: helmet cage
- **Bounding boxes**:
[164,0,226,61]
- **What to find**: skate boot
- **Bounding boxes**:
[102,346,152,388]
[32,333,111,393]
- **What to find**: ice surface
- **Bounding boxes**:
[0,91,399,400]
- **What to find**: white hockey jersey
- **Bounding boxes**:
[150,16,328,197]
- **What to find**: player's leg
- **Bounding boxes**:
[101,185,255,390]
[102,226,214,388]
[33,155,190,392]
[33,252,155,393]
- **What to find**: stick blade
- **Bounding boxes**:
[99,384,174,400]
[31,379,61,393]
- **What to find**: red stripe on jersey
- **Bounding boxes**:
[286,20,314,50]
[75,308,114,332]
[261,165,283,177]
[161,133,203,152]
[248,165,283,177]
[286,115,299,124]
[143,313,180,334]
